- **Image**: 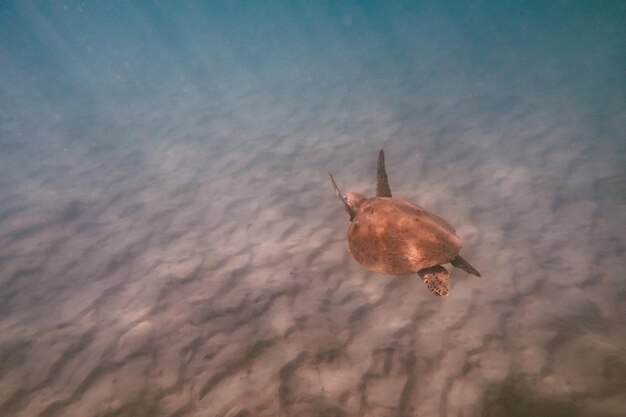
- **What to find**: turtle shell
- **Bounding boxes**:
[347,197,463,275]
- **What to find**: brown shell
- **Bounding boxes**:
[347,197,463,275]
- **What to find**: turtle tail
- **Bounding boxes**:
[451,255,481,277]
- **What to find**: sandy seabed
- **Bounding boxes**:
[0,68,625,417]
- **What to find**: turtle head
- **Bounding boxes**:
[345,192,366,214]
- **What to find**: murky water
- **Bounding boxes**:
[1,2,625,416]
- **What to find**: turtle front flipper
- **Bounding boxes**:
[418,266,449,297]
[328,172,356,220]
[376,149,392,198]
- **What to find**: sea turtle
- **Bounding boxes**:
[329,149,480,297]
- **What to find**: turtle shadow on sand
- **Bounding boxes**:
[329,149,480,297]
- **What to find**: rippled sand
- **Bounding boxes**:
[0,71,625,417]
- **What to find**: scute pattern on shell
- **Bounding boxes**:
[347,197,462,275]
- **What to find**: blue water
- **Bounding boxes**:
[3,2,622,120]
[1,2,625,417]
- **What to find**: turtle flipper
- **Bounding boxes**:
[450,255,481,277]
[329,172,356,220]
[376,149,392,198]
[418,266,449,297]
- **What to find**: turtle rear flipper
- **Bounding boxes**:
[418,266,449,297]
[376,149,392,198]
[451,255,481,277]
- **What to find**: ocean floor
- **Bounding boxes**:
[1,32,625,417]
